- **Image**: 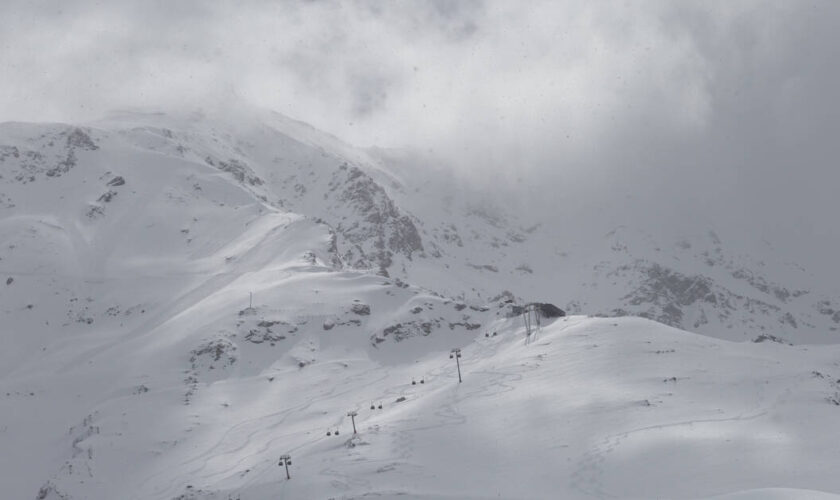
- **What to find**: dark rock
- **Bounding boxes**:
[244,327,286,344]
[66,127,98,150]
[107,176,125,186]
[379,319,440,342]
[490,290,516,303]
[216,158,263,186]
[468,263,499,273]
[351,303,370,316]
[190,339,237,364]
[97,190,117,203]
[753,334,792,345]
[448,322,482,330]
[85,205,104,218]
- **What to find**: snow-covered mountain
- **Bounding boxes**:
[4,107,834,347]
[1,108,839,499]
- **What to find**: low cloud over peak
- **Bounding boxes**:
[2,0,839,286]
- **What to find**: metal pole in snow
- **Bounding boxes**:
[526,310,532,335]
[279,454,291,480]
[347,411,358,434]
[450,348,462,383]
[523,309,531,343]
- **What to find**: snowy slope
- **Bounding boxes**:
[223,315,840,500]
[10,312,840,499]
[2,108,840,499]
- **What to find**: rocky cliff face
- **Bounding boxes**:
[327,164,423,275]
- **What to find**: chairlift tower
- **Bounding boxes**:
[347,411,358,434]
[450,348,463,383]
[523,303,541,344]
[278,454,292,480]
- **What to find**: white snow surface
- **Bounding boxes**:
[1,109,839,499]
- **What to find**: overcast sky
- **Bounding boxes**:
[2,0,839,286]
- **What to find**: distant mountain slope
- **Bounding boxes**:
[369,149,840,344]
[1,108,838,350]
[1,107,840,498]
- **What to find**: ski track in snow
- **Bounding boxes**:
[139,365,392,498]
[568,372,805,499]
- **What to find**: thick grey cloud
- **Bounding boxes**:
[1,0,838,286]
